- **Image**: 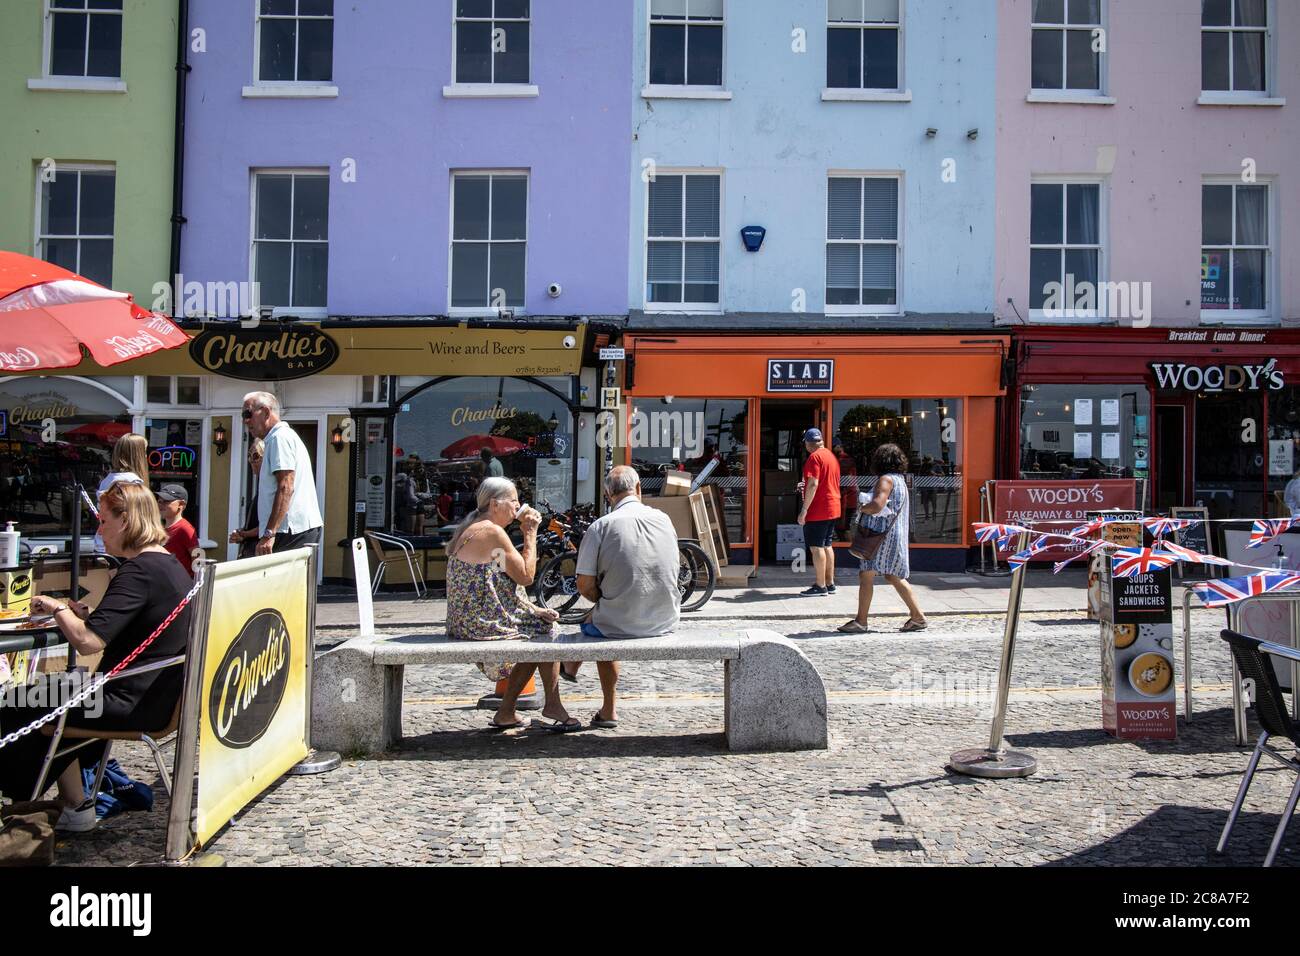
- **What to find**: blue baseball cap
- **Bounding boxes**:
[802,428,823,443]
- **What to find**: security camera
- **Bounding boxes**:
[562,335,576,349]
[547,282,563,298]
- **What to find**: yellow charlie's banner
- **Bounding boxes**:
[195,549,311,845]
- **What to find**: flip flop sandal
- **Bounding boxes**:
[900,619,929,632]
[530,717,583,733]
[590,711,618,729]
[559,664,579,683]
[837,620,870,633]
[487,717,526,732]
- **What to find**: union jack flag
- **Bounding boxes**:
[1008,538,1055,568]
[1248,519,1297,548]
[1053,538,1107,574]
[1068,518,1106,538]
[1159,540,1235,567]
[973,523,1025,549]
[1141,516,1194,540]
[1192,571,1300,608]
[1111,547,1179,578]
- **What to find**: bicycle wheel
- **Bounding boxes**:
[536,552,593,624]
[678,541,716,613]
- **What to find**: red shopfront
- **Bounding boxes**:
[1006,328,1300,532]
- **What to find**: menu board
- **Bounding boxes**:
[1171,506,1213,580]
[1100,559,1177,741]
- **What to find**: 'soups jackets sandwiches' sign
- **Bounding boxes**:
[194,550,311,845]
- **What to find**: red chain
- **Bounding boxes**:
[101,566,205,679]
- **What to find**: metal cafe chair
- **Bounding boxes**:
[365,531,427,598]
[31,656,185,802]
[1217,630,1300,866]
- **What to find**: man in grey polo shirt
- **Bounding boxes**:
[573,465,680,729]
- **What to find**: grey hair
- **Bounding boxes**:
[242,390,280,416]
[605,465,639,497]
[447,476,518,554]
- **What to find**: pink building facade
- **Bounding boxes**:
[997,0,1300,522]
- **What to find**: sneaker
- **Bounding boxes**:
[56,801,98,833]
[799,586,827,596]
[826,584,838,594]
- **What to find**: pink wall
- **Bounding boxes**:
[995,0,1300,326]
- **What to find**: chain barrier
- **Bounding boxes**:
[0,565,205,751]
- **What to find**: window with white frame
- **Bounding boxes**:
[826,175,900,312]
[47,0,123,78]
[649,0,724,87]
[455,0,530,85]
[450,173,527,310]
[1029,181,1102,315]
[1202,0,1267,93]
[257,0,334,83]
[1031,0,1102,92]
[146,376,202,406]
[360,375,390,405]
[646,173,721,308]
[252,172,329,313]
[1202,182,1270,316]
[827,0,901,91]
[38,165,115,286]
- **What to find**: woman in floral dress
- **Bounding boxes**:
[837,444,929,634]
[445,477,577,731]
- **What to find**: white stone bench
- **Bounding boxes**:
[312,629,827,754]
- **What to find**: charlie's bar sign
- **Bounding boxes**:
[767,359,834,393]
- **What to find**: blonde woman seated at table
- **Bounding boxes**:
[444,477,576,732]
[0,482,194,832]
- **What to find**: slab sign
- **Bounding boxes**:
[190,326,339,381]
[1097,534,1176,741]
[767,359,833,393]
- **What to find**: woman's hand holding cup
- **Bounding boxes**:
[518,506,541,536]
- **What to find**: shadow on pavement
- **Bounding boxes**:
[385,728,731,761]
[1043,805,1296,866]
[1006,706,1257,758]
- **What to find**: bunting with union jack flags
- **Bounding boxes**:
[1111,547,1179,578]
[1191,571,1300,608]
[1158,540,1235,567]
[973,523,1026,550]
[1053,538,1107,574]
[1140,516,1195,540]
[1248,519,1297,548]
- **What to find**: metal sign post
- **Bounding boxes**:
[289,545,340,775]
[950,531,1039,778]
[164,558,218,865]
[603,358,616,511]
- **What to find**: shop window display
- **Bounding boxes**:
[1019,383,1149,485]
[628,398,749,543]
[832,399,962,544]
[391,377,573,532]
[145,418,204,530]
[0,377,133,537]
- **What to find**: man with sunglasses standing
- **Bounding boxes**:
[242,391,323,556]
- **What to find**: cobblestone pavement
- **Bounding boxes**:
[56,608,1296,867]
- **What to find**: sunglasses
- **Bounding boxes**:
[241,409,255,419]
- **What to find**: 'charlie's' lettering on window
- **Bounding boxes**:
[450,404,518,427]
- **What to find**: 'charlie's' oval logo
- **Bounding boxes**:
[189,327,338,381]
[7,574,31,597]
[208,608,292,748]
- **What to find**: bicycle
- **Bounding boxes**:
[534,535,717,624]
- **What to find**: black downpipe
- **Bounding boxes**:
[168,0,191,287]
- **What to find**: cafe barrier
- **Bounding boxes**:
[165,547,333,862]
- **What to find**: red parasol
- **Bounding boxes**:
[0,251,188,372]
[440,434,526,459]
[63,421,133,444]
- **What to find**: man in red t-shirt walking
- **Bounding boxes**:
[797,427,841,596]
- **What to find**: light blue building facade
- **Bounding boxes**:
[627,0,998,325]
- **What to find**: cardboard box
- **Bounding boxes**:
[644,495,696,539]
[0,565,32,614]
[776,524,803,544]
[775,541,803,562]
[662,471,692,496]
[764,469,800,495]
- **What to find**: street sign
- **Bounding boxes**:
[599,347,626,361]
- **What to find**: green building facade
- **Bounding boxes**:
[0,0,178,305]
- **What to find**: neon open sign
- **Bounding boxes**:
[149,445,197,473]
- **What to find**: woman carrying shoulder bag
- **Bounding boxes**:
[838,443,928,634]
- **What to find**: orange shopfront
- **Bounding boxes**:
[622,334,1008,571]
